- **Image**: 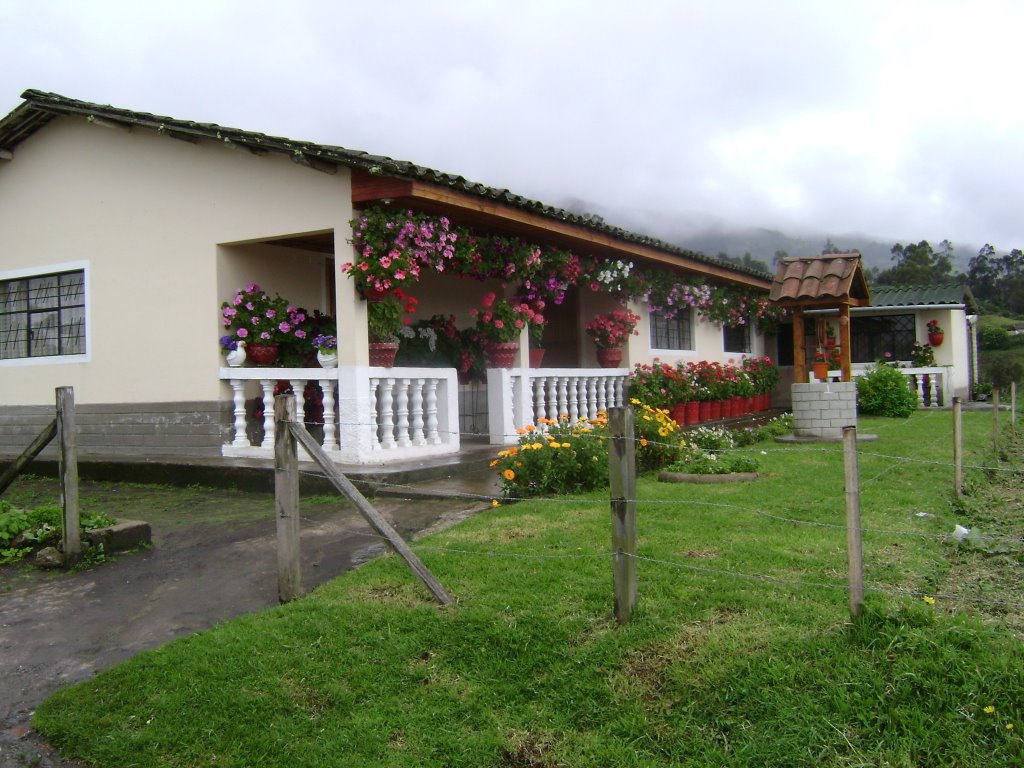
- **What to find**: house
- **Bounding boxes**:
[0,90,828,465]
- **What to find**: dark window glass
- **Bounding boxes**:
[0,270,86,359]
[850,314,915,362]
[723,324,750,353]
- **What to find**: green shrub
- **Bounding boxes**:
[666,445,758,474]
[856,362,919,417]
[494,415,609,499]
[979,324,1011,350]
[632,401,684,473]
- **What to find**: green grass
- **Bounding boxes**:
[31,412,1024,767]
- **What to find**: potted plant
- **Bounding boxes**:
[585,308,641,368]
[927,319,944,346]
[367,289,418,367]
[470,291,538,368]
[221,283,302,366]
[220,335,246,367]
[811,350,829,381]
[825,324,837,349]
[526,299,547,368]
[312,334,338,368]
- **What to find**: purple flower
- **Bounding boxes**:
[260,331,271,340]
[294,329,306,339]
[278,322,291,333]
[265,309,277,319]
[237,328,249,338]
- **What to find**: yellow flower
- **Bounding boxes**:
[503,469,516,481]
[515,461,522,467]
[643,414,652,421]
[491,499,501,508]
[658,427,669,437]
[561,442,571,448]
[497,450,509,458]
[489,459,500,467]
[984,706,996,715]
[630,397,640,404]
[592,456,599,461]
[532,442,543,450]
[922,595,936,605]
[548,442,559,449]
[640,438,648,447]
[1007,723,1015,731]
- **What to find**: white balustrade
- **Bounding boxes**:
[840,365,951,408]
[487,367,629,444]
[220,366,460,463]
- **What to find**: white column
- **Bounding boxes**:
[230,379,249,448]
[259,379,275,450]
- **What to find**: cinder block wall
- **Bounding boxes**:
[791,382,857,439]
[0,402,229,458]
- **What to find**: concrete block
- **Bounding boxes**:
[83,519,151,552]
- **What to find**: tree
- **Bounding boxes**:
[874,240,956,286]
[967,244,1024,314]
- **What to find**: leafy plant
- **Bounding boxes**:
[471,292,539,344]
[631,401,684,473]
[856,361,919,417]
[367,289,418,342]
[584,309,641,348]
[911,341,936,367]
[494,414,609,498]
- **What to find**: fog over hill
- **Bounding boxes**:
[558,198,980,276]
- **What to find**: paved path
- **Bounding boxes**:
[0,493,490,767]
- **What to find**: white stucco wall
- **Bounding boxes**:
[0,116,353,405]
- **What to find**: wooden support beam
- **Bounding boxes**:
[274,395,301,603]
[608,407,638,624]
[793,309,806,385]
[56,387,81,562]
[839,304,852,382]
[291,151,338,175]
[0,418,56,495]
[288,423,454,605]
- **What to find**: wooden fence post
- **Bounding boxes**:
[842,425,864,620]
[952,397,963,501]
[992,387,1001,450]
[608,407,637,624]
[1012,381,1018,431]
[274,394,301,603]
[0,418,56,495]
[56,387,80,562]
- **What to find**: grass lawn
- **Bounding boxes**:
[32,411,1024,767]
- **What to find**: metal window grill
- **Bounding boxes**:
[0,270,85,359]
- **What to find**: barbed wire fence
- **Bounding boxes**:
[279,396,1023,626]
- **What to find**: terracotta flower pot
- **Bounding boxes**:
[812,362,829,381]
[246,342,279,366]
[709,400,722,421]
[484,342,519,368]
[928,332,944,347]
[698,401,711,423]
[368,341,399,367]
[361,286,390,301]
[595,346,623,368]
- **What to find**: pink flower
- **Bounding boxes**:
[237,328,249,338]
[481,292,496,308]
[278,322,291,333]
[295,330,306,339]
[494,319,505,329]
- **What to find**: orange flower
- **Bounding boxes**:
[503,469,516,481]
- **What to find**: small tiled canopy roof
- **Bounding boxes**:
[769,253,871,307]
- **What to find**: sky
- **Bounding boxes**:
[2,0,1022,252]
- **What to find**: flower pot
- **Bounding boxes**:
[731,396,744,417]
[685,401,700,425]
[744,396,754,414]
[670,402,688,427]
[812,362,829,381]
[529,348,545,368]
[698,401,711,423]
[484,342,519,368]
[246,343,280,366]
[361,286,390,301]
[928,332,944,347]
[709,400,722,421]
[316,350,338,369]
[595,346,623,368]
[368,341,399,367]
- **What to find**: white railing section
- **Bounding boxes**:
[219,366,460,464]
[487,367,629,444]
[834,365,951,408]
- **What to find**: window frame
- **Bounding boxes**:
[722,323,751,354]
[0,261,90,366]
[648,306,695,352]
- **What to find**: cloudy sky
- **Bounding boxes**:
[2,0,1022,251]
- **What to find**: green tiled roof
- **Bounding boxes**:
[869,283,977,312]
[0,89,771,283]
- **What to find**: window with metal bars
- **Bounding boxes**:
[850,314,915,362]
[722,323,750,353]
[0,270,86,359]
[649,309,693,351]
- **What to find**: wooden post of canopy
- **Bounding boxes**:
[839,304,852,382]
[793,308,806,385]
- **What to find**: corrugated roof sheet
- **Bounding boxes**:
[869,283,977,311]
[0,90,772,283]
[768,254,870,304]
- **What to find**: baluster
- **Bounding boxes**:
[369,378,381,449]
[929,373,940,407]
[533,377,545,425]
[546,377,558,422]
[321,376,339,451]
[395,378,411,447]
[913,374,925,407]
[379,378,396,449]
[259,379,275,450]
[424,378,440,444]
[289,379,307,435]
[614,377,625,407]
[567,377,580,423]
[409,378,425,445]
[230,379,249,447]
[557,377,568,422]
[586,377,598,421]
